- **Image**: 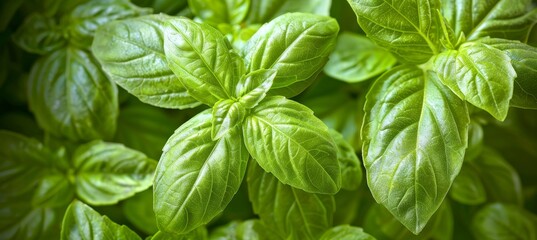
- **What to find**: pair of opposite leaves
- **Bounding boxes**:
[93,12,343,235]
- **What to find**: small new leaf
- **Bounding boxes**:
[61,200,141,240]
[212,99,246,140]
[236,69,276,109]
[433,42,516,121]
[73,141,157,205]
[12,13,65,55]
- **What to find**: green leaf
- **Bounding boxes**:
[472,203,537,240]
[61,200,141,240]
[329,129,362,191]
[472,147,523,205]
[475,38,537,109]
[212,99,246,140]
[243,12,339,97]
[449,163,486,205]
[73,141,157,205]
[164,18,241,106]
[441,0,537,42]
[28,47,118,141]
[243,96,340,194]
[324,32,397,83]
[209,220,263,240]
[93,15,200,109]
[12,13,66,55]
[433,41,516,120]
[64,0,151,49]
[1,203,64,240]
[245,0,331,24]
[189,0,250,25]
[320,225,376,240]
[347,0,440,63]
[152,228,208,240]
[362,65,469,234]
[154,110,250,234]
[32,173,74,208]
[134,0,188,14]
[0,130,58,196]
[114,101,178,159]
[122,189,158,235]
[236,69,276,109]
[247,162,335,240]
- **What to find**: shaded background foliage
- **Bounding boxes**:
[1,0,537,239]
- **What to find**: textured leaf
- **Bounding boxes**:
[449,164,486,205]
[209,220,263,240]
[1,203,64,240]
[320,225,376,240]
[154,110,249,234]
[324,32,396,83]
[32,173,74,208]
[243,13,339,97]
[472,203,537,240]
[433,42,516,120]
[212,99,246,140]
[152,228,208,240]
[28,47,118,141]
[65,0,151,48]
[236,69,276,109]
[347,0,441,63]
[164,18,241,106]
[12,13,65,55]
[441,0,537,42]
[243,96,340,194]
[93,15,200,109]
[245,0,331,24]
[247,162,335,240]
[476,38,537,109]
[73,141,157,205]
[61,200,141,240]
[330,129,362,191]
[362,65,469,234]
[189,0,250,25]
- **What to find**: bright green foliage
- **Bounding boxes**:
[472,203,537,240]
[61,201,141,240]
[324,32,397,83]
[320,225,376,240]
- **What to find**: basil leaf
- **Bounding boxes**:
[0,130,57,196]
[154,110,249,234]
[72,141,157,205]
[114,101,178,159]
[330,129,362,191]
[324,32,397,83]
[164,18,240,106]
[189,0,250,25]
[362,65,469,234]
[243,96,340,194]
[65,0,151,49]
[245,0,331,24]
[449,163,486,205]
[212,99,246,140]
[236,69,276,109]
[93,15,200,109]
[135,0,188,14]
[28,47,118,141]
[12,13,66,55]
[32,173,74,208]
[320,225,376,240]
[441,0,537,42]
[61,200,141,240]
[475,38,537,109]
[433,41,516,121]
[347,0,440,63]
[1,203,64,240]
[209,220,263,240]
[247,162,335,240]
[122,189,158,235]
[243,12,339,97]
[472,203,537,240]
[473,147,523,205]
